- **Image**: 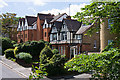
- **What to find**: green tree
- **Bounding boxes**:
[73,1,120,46]
[0,12,19,37]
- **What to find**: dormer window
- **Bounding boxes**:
[45,24,46,28]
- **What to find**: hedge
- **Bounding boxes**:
[4,49,15,59]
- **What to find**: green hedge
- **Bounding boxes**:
[1,37,13,55]
[4,49,15,59]
[64,48,120,79]
[39,45,67,76]
[16,52,32,64]
[52,49,59,54]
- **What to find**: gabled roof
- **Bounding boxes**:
[50,13,67,22]
[45,18,53,23]
[76,25,91,34]
[76,19,99,34]
[63,19,82,32]
[26,16,37,26]
[54,21,62,31]
[37,13,54,20]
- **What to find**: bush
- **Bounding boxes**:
[4,49,15,59]
[11,40,17,45]
[64,48,120,80]
[39,45,67,76]
[39,45,53,64]
[16,52,32,64]
[52,49,59,54]
[1,37,13,55]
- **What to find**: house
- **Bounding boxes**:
[50,18,82,58]
[76,19,100,52]
[100,18,120,51]
[17,16,37,43]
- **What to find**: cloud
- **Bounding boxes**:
[40,3,89,16]
[33,0,46,6]
[0,0,8,8]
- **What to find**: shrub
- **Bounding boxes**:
[39,45,67,76]
[1,37,13,55]
[4,49,15,59]
[52,49,59,54]
[39,45,53,64]
[64,48,120,80]
[16,52,32,64]
[11,40,17,45]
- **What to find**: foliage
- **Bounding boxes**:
[16,52,32,64]
[14,40,45,59]
[4,49,15,59]
[52,49,59,54]
[0,13,19,37]
[73,1,120,46]
[11,40,17,45]
[2,37,13,55]
[64,48,120,79]
[39,45,53,64]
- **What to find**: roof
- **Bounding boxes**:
[26,16,37,26]
[76,25,92,34]
[54,21,62,31]
[38,13,53,20]
[50,13,67,22]
[64,19,82,32]
[45,18,53,23]
[76,19,99,34]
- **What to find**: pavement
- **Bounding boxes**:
[0,56,31,78]
[0,55,92,80]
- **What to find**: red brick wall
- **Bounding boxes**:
[37,17,44,41]
[43,28,51,42]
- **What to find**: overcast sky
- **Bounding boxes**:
[0,0,91,17]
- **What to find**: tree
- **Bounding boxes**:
[0,12,19,38]
[73,1,120,47]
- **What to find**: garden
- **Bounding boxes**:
[1,37,120,80]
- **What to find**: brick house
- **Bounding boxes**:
[100,18,120,51]
[76,19,100,52]
[17,16,37,43]
[50,18,82,58]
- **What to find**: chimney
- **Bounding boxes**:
[66,16,71,20]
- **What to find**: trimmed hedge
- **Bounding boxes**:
[2,37,13,55]
[16,52,32,64]
[4,49,15,59]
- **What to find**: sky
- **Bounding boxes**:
[0,0,91,17]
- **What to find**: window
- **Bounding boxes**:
[108,40,113,45]
[108,19,113,29]
[73,34,75,39]
[61,32,67,40]
[25,34,27,38]
[94,40,97,48]
[53,33,57,40]
[63,24,65,29]
[59,46,61,54]
[45,32,46,37]
[76,35,81,39]
[45,24,46,28]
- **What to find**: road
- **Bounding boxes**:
[0,63,23,79]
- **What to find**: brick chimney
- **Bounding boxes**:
[66,16,71,20]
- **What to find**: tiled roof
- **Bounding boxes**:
[76,25,92,34]
[38,13,54,20]
[50,13,67,22]
[54,21,62,31]
[64,19,82,32]
[45,18,53,23]
[26,16,37,26]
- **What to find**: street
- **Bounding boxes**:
[0,63,23,78]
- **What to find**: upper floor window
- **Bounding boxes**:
[45,32,46,37]
[108,19,113,29]
[63,24,65,29]
[25,34,27,38]
[76,35,82,39]
[61,32,67,40]
[53,33,57,40]
[45,24,46,28]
